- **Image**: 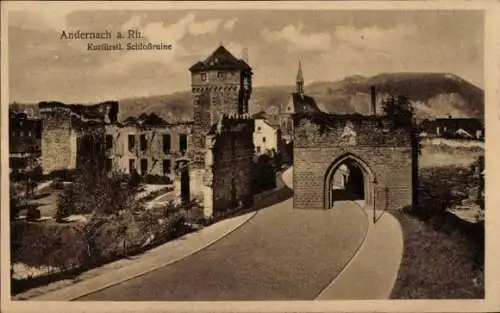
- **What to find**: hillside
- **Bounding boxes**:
[10,72,483,123]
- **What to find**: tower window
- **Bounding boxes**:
[201,73,207,81]
[262,137,266,143]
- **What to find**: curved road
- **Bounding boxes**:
[79,167,369,301]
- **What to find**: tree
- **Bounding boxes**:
[382,95,414,123]
[382,95,422,156]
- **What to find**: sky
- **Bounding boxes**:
[8,9,484,104]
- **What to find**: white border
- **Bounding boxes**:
[2,1,499,312]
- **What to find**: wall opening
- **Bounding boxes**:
[178,162,190,204]
[324,154,374,209]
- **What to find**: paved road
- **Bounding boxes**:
[78,167,369,301]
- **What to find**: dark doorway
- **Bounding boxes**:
[326,156,372,209]
[180,166,190,204]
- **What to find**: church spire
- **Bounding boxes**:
[296,60,304,96]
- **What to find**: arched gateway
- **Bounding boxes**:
[324,153,375,209]
[292,113,418,212]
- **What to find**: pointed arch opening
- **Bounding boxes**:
[324,153,375,209]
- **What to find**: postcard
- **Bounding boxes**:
[1,1,499,313]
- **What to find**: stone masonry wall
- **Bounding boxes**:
[40,108,74,174]
[293,115,417,211]
[206,118,255,216]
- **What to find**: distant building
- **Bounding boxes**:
[279,61,321,143]
[9,110,42,171]
[252,111,281,156]
[419,116,484,140]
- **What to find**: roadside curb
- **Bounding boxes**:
[315,208,404,300]
[31,210,258,301]
[314,202,371,300]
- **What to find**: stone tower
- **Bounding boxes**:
[189,45,253,166]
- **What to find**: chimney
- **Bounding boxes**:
[242,47,249,64]
[370,85,376,115]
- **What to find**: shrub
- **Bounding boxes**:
[416,165,477,219]
[26,208,41,221]
[253,154,277,193]
[128,169,141,188]
[11,221,86,272]
[55,169,139,221]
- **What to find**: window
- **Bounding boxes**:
[129,159,136,172]
[163,159,171,175]
[257,126,261,131]
[140,134,147,151]
[105,158,113,172]
[128,135,135,151]
[105,135,113,150]
[262,137,266,143]
[28,131,32,137]
[256,146,261,153]
[201,73,207,81]
[140,159,148,175]
[19,131,24,137]
[163,134,171,153]
[179,134,188,152]
[217,72,226,80]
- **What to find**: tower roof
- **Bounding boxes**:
[290,93,321,113]
[296,60,304,82]
[189,45,251,72]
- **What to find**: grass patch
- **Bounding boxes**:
[391,210,484,299]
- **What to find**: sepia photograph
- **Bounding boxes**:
[1,1,498,312]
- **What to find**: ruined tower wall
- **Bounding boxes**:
[40,107,77,174]
[203,117,255,217]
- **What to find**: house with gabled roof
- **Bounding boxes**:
[419,115,484,140]
[252,111,282,157]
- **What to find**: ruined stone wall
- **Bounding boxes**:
[293,115,417,211]
[203,118,255,216]
[105,124,192,178]
[40,107,75,174]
